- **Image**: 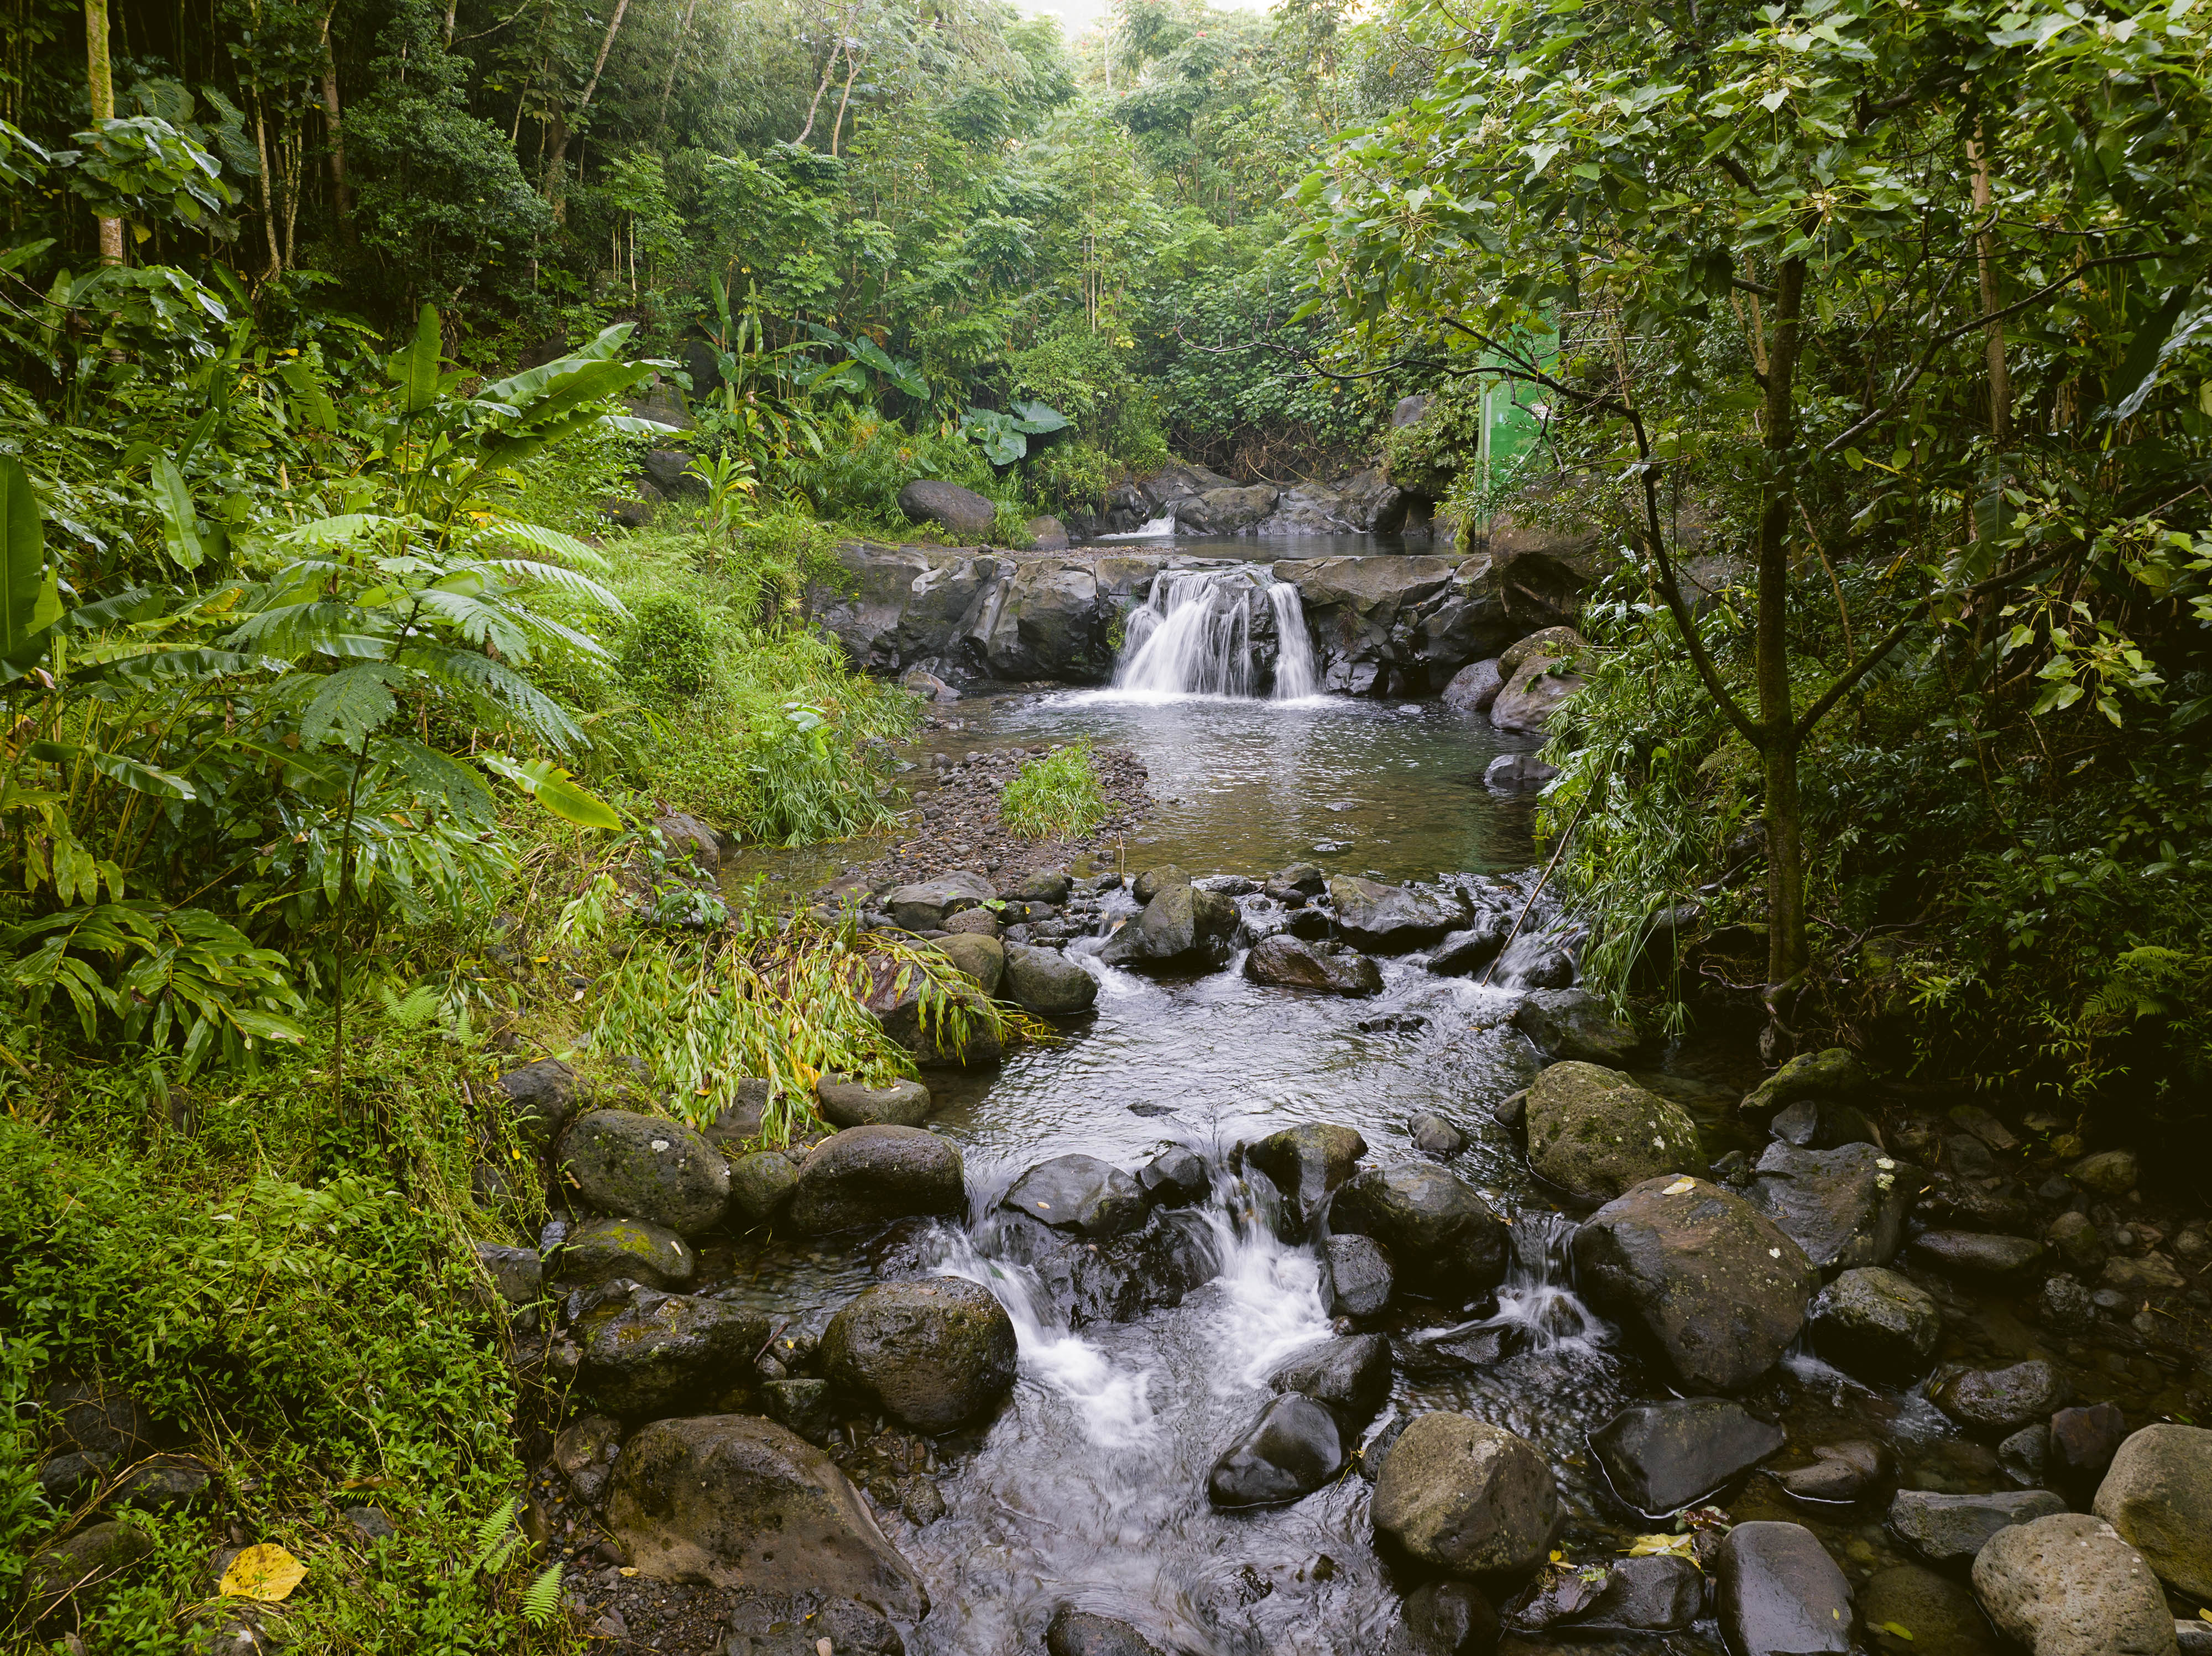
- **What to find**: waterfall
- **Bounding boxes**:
[1097,514,1176,541]
[1110,566,1317,699]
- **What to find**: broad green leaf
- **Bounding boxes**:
[482,753,623,829]
[0,456,51,658]
[150,456,205,570]
[393,304,443,415]
[27,740,198,800]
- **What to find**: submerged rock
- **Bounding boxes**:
[1589,1398,1786,1517]
[786,1126,966,1235]
[821,1278,1017,1433]
[1387,1581,1501,1656]
[1045,1606,1165,1656]
[1911,1230,2044,1279]
[1327,876,1469,951]
[1001,1155,1150,1239]
[1508,1554,1704,1634]
[2094,1424,2212,1602]
[1370,1411,1559,1576]
[1206,1393,1346,1509]
[1524,1062,1702,1200]
[1859,1564,1999,1656]
[1714,1522,1853,1656]
[1244,933,1384,996]
[1331,1163,1508,1299]
[1889,1488,2069,1565]
[1972,1512,2177,1656]
[1807,1266,1942,1379]
[816,1074,932,1130]
[562,1109,731,1235]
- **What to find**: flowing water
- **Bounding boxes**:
[1112,566,1318,701]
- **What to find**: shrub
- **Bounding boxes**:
[1000,743,1108,838]
[785,411,997,531]
[619,593,719,700]
[1031,440,1116,514]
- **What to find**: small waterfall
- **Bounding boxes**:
[1111,567,1317,700]
[1418,1211,1606,1364]
[1098,514,1176,541]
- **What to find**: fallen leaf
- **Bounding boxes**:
[1626,1533,1698,1560]
[220,1544,306,1601]
[1662,1178,1695,1195]
[1876,1621,1916,1640]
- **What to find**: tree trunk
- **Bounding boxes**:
[797,37,844,146]
[320,4,357,247]
[1969,121,2009,446]
[541,0,630,222]
[82,0,123,264]
[654,0,700,137]
[1755,254,1809,990]
[830,41,863,156]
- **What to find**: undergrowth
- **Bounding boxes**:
[1000,744,1109,839]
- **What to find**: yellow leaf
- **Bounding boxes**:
[1877,1621,1916,1640]
[1626,1533,1698,1560]
[220,1544,307,1601]
[1662,1178,1696,1195]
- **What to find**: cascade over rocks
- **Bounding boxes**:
[1331,1163,1508,1298]
[1370,1412,1559,1576]
[988,1206,1219,1328]
[1588,1399,1786,1517]
[1267,1334,1392,1430]
[561,1110,730,1235]
[821,1278,1018,1433]
[1001,1155,1150,1239]
[1098,881,1235,969]
[1523,1062,1702,1200]
[1243,933,1384,995]
[786,1126,966,1234]
[1246,1123,1368,1230]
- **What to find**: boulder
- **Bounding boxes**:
[1740,1048,1869,1118]
[1588,1398,1786,1517]
[560,1215,696,1288]
[1206,1393,1346,1508]
[931,931,1004,996]
[497,1057,580,1150]
[1489,652,1584,733]
[787,1126,966,1234]
[575,1285,768,1417]
[987,1207,1218,1329]
[472,1240,542,1308]
[1175,484,1279,534]
[1770,1096,1882,1151]
[1911,1231,2044,1279]
[2094,1424,2212,1602]
[1370,1412,1559,1576]
[641,447,704,497]
[728,1151,801,1226]
[898,478,998,539]
[606,1415,927,1617]
[1007,867,1071,903]
[2048,1402,2128,1497]
[1427,913,1514,976]
[1484,752,1559,790]
[816,1075,931,1130]
[1889,1488,2070,1565]
[24,1519,153,1621]
[983,558,1118,680]
[1098,881,1233,970]
[1046,1606,1165,1656]
[1972,1513,2177,1656]
[1327,876,1468,951]
[1410,1114,1467,1156]
[1387,1581,1501,1656]
[1499,626,1586,678]
[1510,990,1642,1066]
[1572,1176,1818,1392]
[1027,515,1070,551]
[1131,864,1190,902]
[1331,1163,1509,1298]
[1859,1564,1999,1656]
[1268,1334,1392,1429]
[1441,659,1505,714]
[562,1109,731,1235]
[1003,942,1098,1014]
[1807,1266,1942,1379]
[821,1278,1018,1433]
[1001,1155,1150,1240]
[1276,861,1327,895]
[1138,1145,1209,1206]
[1931,1361,2072,1435]
[1244,934,1384,996]
[1322,1232,1395,1318]
[1714,1522,1854,1656]
[1246,1122,1368,1230]
[885,870,995,931]
[1524,1062,1702,1201]
[2070,1149,2139,1196]
[555,1413,624,1504]
[1747,1141,1917,1274]
[1509,1554,1704,1634]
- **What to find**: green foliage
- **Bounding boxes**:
[619,594,718,701]
[1000,742,1108,839]
[786,412,995,531]
[1031,441,1117,514]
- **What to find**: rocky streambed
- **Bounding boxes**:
[456,854,2211,1656]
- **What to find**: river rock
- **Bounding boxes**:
[1331,1163,1508,1298]
[989,1207,1218,1328]
[786,1125,966,1234]
[1002,1155,1150,1239]
[1098,881,1234,969]
[1588,1398,1785,1517]
[2104,1252,2186,1292]
[1244,933,1384,996]
[1740,1048,1869,1118]
[1770,1096,1882,1151]
[1484,751,1559,790]
[1860,1564,1998,1656]
[884,870,995,929]
[25,1519,153,1621]
[1388,1581,1501,1655]
[1003,942,1098,1013]
[933,932,1004,995]
[1524,1062,1702,1200]
[1206,1393,1345,1508]
[1327,876,1468,951]
[2049,1402,2127,1495]
[1776,1440,1892,1503]
[497,1057,581,1149]
[1807,1266,1942,1378]
[1911,1230,2044,1279]
[1509,989,1642,1065]
[1371,1412,1559,1575]
[1442,658,1505,713]
[1932,1361,2072,1435]
[562,1109,731,1235]
[1509,1554,1704,1634]
[2046,1210,2105,1272]
[1177,483,1279,534]
[1269,1334,1392,1429]
[728,1150,801,1226]
[1246,1122,1368,1230]
[1748,1141,1917,1274]
[1890,1488,2069,1565]
[1276,860,1327,895]
[2094,1424,2212,1601]
[1046,1606,1165,1656]
[1410,1114,1467,1156]
[607,1414,927,1616]
[1427,912,1514,976]
[898,478,997,538]
[2070,1149,2139,1196]
[1322,1232,1395,1317]
[1138,1145,1209,1206]
[560,1215,696,1288]
[816,1075,931,1130]
[1714,1522,1853,1656]
[1971,1513,2176,1656]
[821,1278,1017,1433]
[1572,1176,1818,1391]
[575,1284,768,1416]
[1490,651,1584,732]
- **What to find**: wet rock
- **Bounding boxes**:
[1859,1564,1997,1656]
[1510,1554,1704,1634]
[821,1278,1017,1433]
[1510,990,1642,1067]
[1246,1123,1368,1230]
[607,1414,927,1616]
[1525,1061,1702,1200]
[560,1215,696,1288]
[1589,1398,1785,1517]
[727,1151,801,1227]
[2000,1425,2052,1485]
[989,1208,1218,1329]
[1138,1145,1209,1206]
[1372,1411,1559,1575]
[1410,1114,1467,1156]
[1776,1441,1890,1504]
[1177,483,1279,534]
[576,1285,768,1416]
[1426,914,1514,976]
[1714,1521,1853,1656]
[816,1075,931,1130]
[932,931,1004,996]
[2047,1402,2126,1496]
[1740,1047,1869,1119]
[1002,1155,1149,1239]
[1910,1230,2044,1279]
[1572,1176,1818,1392]
[1269,1334,1392,1430]
[1007,868,1072,903]
[1331,1163,1509,1299]
[1747,1141,1917,1274]
[1770,1097,1882,1150]
[1490,1090,1527,1132]
[1890,1488,2070,1565]
[898,478,997,539]
[555,1413,624,1503]
[1971,1512,2176,1656]
[787,1126,965,1235]
[1276,861,1327,895]
[1387,1580,1500,1655]
[2046,1210,2106,1273]
[1441,658,1505,714]
[1931,1360,2072,1435]
[1131,864,1191,902]
[1098,881,1233,970]
[1807,1266,1942,1380]
[1045,1606,1165,1656]
[1322,1232,1395,1318]
[1207,1393,1347,1509]
[497,1057,580,1150]
[760,1377,834,1446]
[2070,1149,2138,1197]
[1484,752,1558,790]
[1244,933,1384,996]
[2095,1424,2212,1602]
[1918,1175,2039,1236]
[25,1519,153,1621]
[562,1109,731,1235]
[1327,876,1468,951]
[884,871,994,931]
[1003,942,1098,1014]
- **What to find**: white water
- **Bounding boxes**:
[1107,567,1318,701]
[1095,514,1177,541]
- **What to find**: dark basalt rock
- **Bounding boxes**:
[561,1108,731,1235]
[1525,1061,1702,1200]
[575,1284,768,1417]
[1098,881,1235,970]
[988,1208,1219,1328]
[559,1214,697,1289]
[1929,1360,2072,1435]
[821,1278,1017,1433]
[1713,1521,1853,1656]
[1508,1554,1704,1634]
[1244,933,1384,996]
[1807,1266,1942,1380]
[497,1057,580,1150]
[1888,1488,2069,1565]
[1427,913,1513,976]
[1387,1581,1502,1656]
[1510,989,1642,1067]
[1910,1230,2044,1278]
[1138,1145,1210,1206]
[1246,1122,1368,1230]
[786,1126,966,1235]
[1002,1155,1150,1239]
[897,477,997,538]
[1045,1606,1165,1656]
[1206,1393,1347,1509]
[816,1075,931,1130]
[1326,876,1469,952]
[884,870,995,931]
[1331,1162,1509,1300]
[1370,1411,1559,1575]
[727,1150,802,1227]
[1003,942,1098,1013]
[1589,1398,1786,1517]
[1321,1232,1395,1318]
[1747,1141,1918,1274]
[1770,1096,1882,1151]
[1268,1334,1392,1430]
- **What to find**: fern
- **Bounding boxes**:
[468,1497,520,1576]
[377,983,441,1028]
[520,1561,565,1629]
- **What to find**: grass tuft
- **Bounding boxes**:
[1000,743,1108,839]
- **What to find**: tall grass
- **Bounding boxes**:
[1000,743,1109,839]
